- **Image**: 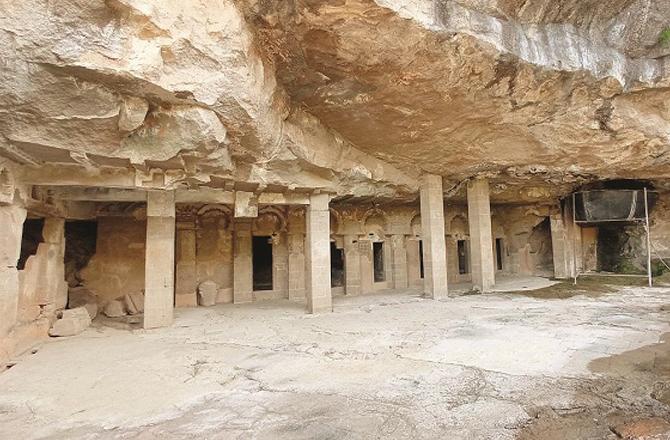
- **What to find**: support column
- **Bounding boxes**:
[287,232,306,301]
[391,234,408,289]
[144,191,176,329]
[549,214,570,279]
[175,220,197,307]
[233,220,253,304]
[0,204,26,342]
[344,234,361,295]
[420,174,449,298]
[467,179,495,292]
[305,193,332,313]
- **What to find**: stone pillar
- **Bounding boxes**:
[273,233,289,296]
[41,218,68,312]
[175,220,197,307]
[233,220,253,304]
[406,238,421,286]
[467,178,495,292]
[344,234,361,295]
[0,204,26,341]
[391,234,408,289]
[419,174,449,299]
[359,239,373,294]
[555,202,582,279]
[288,232,306,301]
[550,214,570,279]
[144,191,175,329]
[305,193,331,313]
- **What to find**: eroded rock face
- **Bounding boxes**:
[238,0,670,201]
[0,0,416,199]
[0,0,668,202]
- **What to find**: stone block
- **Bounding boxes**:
[67,286,98,320]
[124,294,138,315]
[103,300,126,318]
[49,307,91,337]
[128,292,144,314]
[198,281,218,307]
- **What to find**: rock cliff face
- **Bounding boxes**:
[1,0,669,201]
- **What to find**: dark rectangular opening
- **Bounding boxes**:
[65,220,98,288]
[18,218,45,270]
[495,238,504,271]
[373,242,385,282]
[457,240,468,274]
[330,242,344,287]
[252,236,273,291]
[418,240,424,279]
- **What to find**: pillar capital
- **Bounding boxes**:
[146,190,175,218]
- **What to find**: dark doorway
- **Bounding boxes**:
[65,220,98,287]
[252,236,273,291]
[18,218,45,270]
[495,238,504,271]
[597,224,644,274]
[330,242,344,287]
[457,240,469,274]
[373,242,385,282]
[418,240,424,279]
[529,218,554,274]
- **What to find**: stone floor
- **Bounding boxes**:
[1,283,669,439]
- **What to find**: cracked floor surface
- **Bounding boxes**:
[0,285,669,439]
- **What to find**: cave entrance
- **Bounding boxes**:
[64,220,98,288]
[330,242,344,287]
[457,240,469,274]
[373,242,385,282]
[18,218,45,270]
[597,224,645,274]
[495,238,504,271]
[418,240,424,279]
[529,218,554,275]
[252,236,273,291]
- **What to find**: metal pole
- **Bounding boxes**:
[572,193,578,285]
[644,187,652,287]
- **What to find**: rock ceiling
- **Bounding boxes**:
[1,0,669,204]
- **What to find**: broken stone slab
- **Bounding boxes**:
[67,286,98,320]
[123,292,145,315]
[198,281,218,307]
[124,294,138,315]
[128,292,144,314]
[48,307,91,337]
[103,300,126,318]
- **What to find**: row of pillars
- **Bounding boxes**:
[143,192,332,329]
[419,175,496,298]
[143,178,496,329]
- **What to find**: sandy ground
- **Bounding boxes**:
[1,282,669,439]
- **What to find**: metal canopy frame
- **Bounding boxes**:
[572,188,653,287]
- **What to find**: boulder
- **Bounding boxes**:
[67,286,98,320]
[103,300,126,318]
[198,281,218,307]
[48,307,91,337]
